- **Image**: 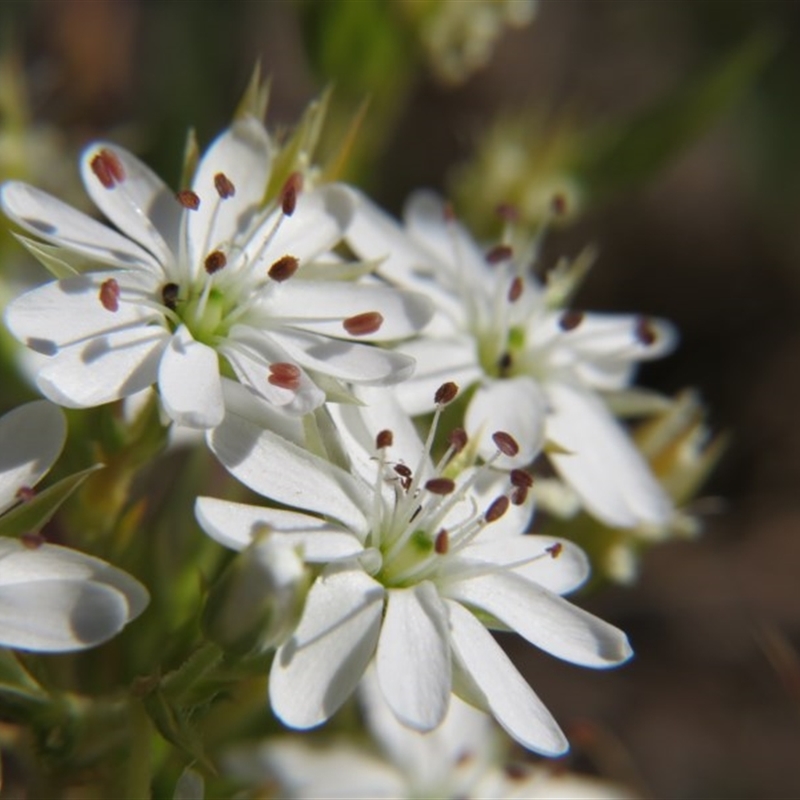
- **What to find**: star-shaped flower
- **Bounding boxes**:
[345,189,678,529]
[197,383,631,755]
[0,401,148,651]
[1,119,432,427]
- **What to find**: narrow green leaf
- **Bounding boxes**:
[0,464,104,539]
[13,234,85,278]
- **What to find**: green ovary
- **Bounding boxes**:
[378,529,434,588]
[180,288,230,345]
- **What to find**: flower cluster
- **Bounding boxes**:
[0,84,709,794]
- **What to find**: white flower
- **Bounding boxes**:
[345,188,678,529]
[197,383,631,755]
[224,670,637,799]
[0,401,148,651]
[1,119,432,428]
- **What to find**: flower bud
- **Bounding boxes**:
[202,535,309,656]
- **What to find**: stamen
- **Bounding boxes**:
[495,203,519,222]
[16,486,35,502]
[176,189,201,210]
[343,312,383,336]
[511,486,528,506]
[443,202,456,222]
[508,276,523,302]
[161,282,180,311]
[504,764,528,781]
[551,193,568,217]
[434,529,449,554]
[559,310,584,331]
[492,431,519,457]
[204,250,227,274]
[635,316,657,346]
[447,428,468,453]
[268,362,302,391]
[486,244,513,265]
[546,542,563,558]
[424,477,456,495]
[90,148,125,188]
[498,352,513,374]
[214,172,236,199]
[394,464,412,479]
[376,429,393,449]
[268,255,299,282]
[485,495,510,522]
[280,171,303,216]
[99,278,120,312]
[21,532,45,550]
[434,381,459,406]
[510,469,533,488]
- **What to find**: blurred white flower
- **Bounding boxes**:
[346,189,677,529]
[0,400,147,651]
[197,383,630,755]
[1,120,431,428]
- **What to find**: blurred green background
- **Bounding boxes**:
[1,1,800,797]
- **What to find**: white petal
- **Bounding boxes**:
[244,185,354,271]
[208,401,370,534]
[222,328,325,414]
[376,583,451,731]
[195,497,364,561]
[446,599,568,756]
[36,327,168,408]
[269,329,416,385]
[465,377,547,468]
[0,539,148,652]
[0,401,66,513]
[546,382,673,528]
[187,118,272,274]
[445,571,632,667]
[158,327,224,428]
[4,270,158,351]
[393,337,483,415]
[270,567,384,728]
[455,536,590,595]
[0,181,158,270]
[259,281,432,341]
[80,142,179,264]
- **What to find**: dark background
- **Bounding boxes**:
[3,1,800,797]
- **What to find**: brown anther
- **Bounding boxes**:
[510,469,534,488]
[546,542,563,559]
[495,203,519,222]
[485,495,510,522]
[21,532,45,550]
[485,244,513,265]
[161,282,180,311]
[90,148,125,188]
[492,431,519,457]
[447,427,468,453]
[434,381,459,406]
[99,278,120,312]
[508,276,523,303]
[504,763,528,782]
[268,255,299,282]
[424,477,456,495]
[214,172,236,199]
[443,202,456,222]
[558,310,584,331]
[551,193,568,216]
[511,486,529,506]
[16,486,35,502]
[343,312,383,336]
[204,250,227,274]
[635,316,658,346]
[394,464,412,479]
[498,352,513,374]
[435,529,449,554]
[176,189,201,210]
[376,429,393,449]
[280,171,303,216]
[268,362,302,391]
